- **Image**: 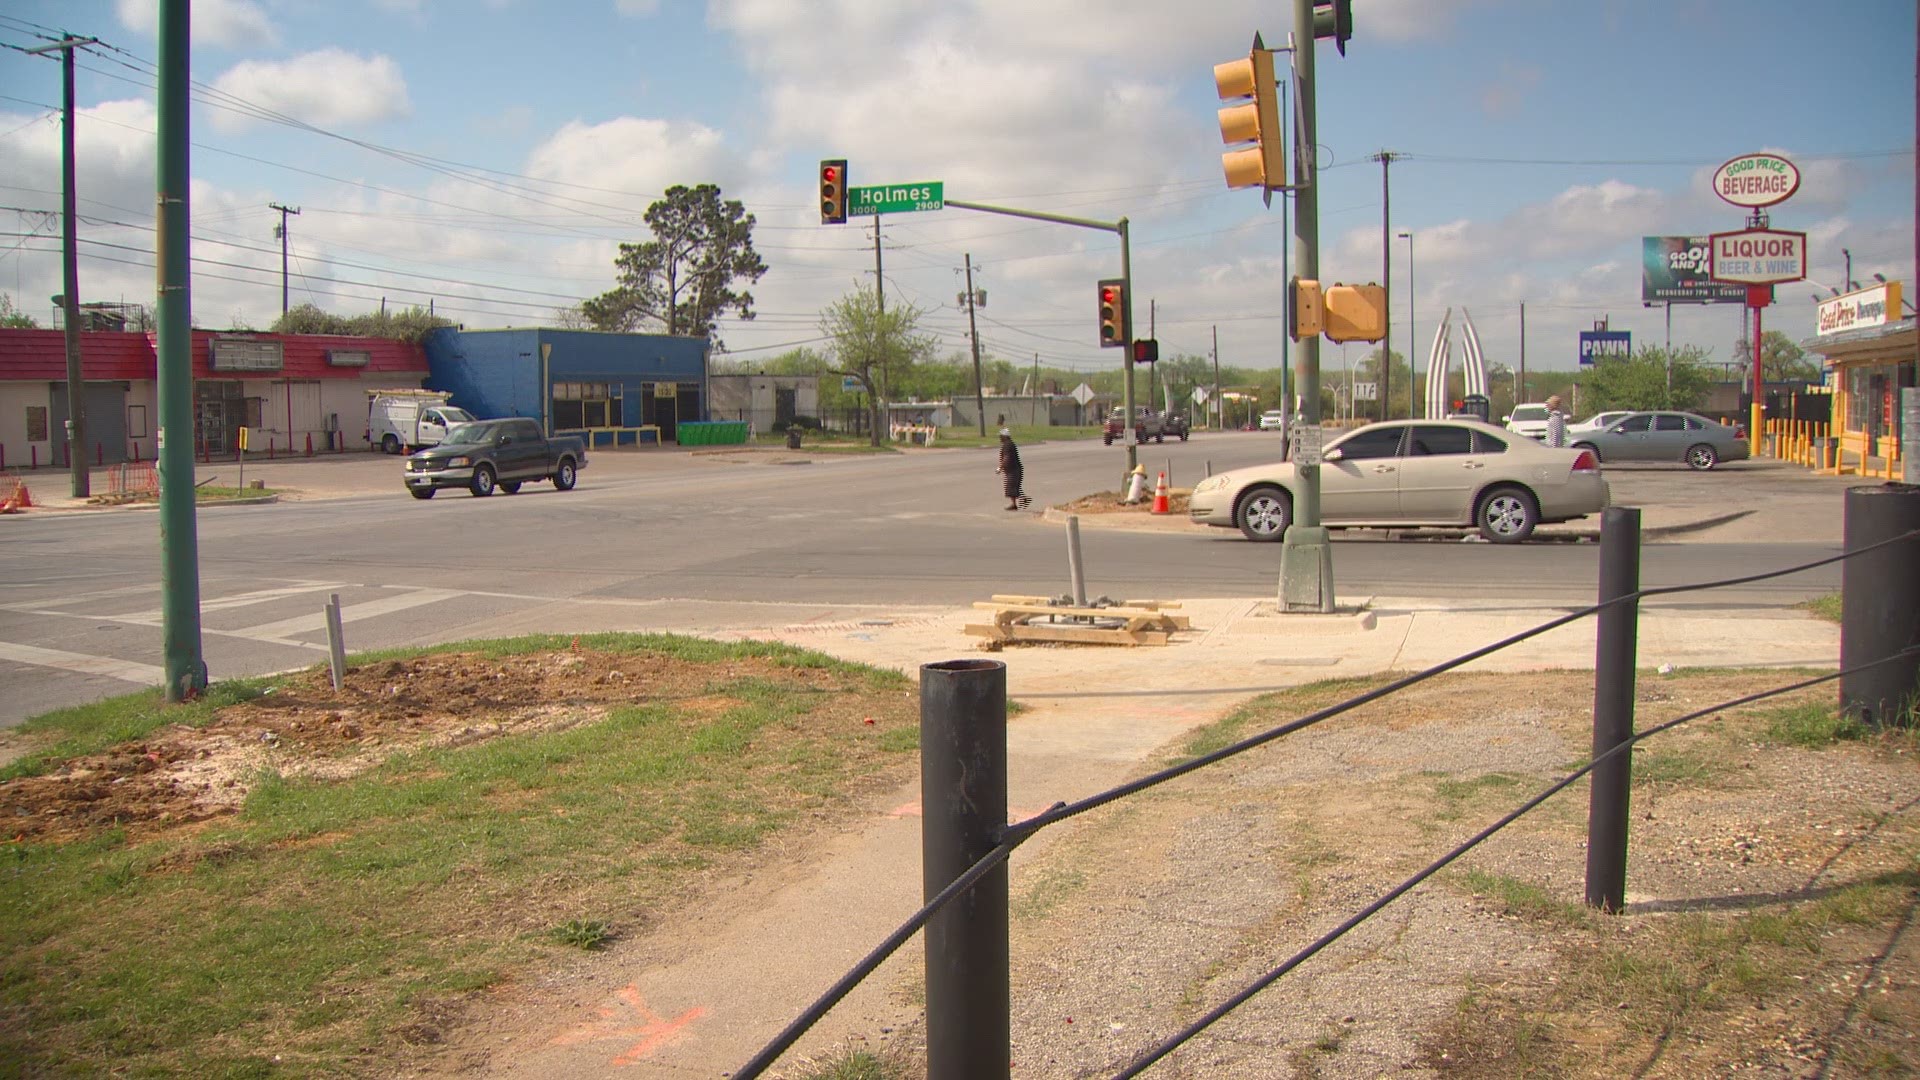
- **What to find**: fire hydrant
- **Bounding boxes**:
[1123,464,1148,504]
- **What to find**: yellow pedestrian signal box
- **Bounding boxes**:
[1322,283,1387,343]
[1289,278,1323,340]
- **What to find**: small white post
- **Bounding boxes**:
[325,592,347,691]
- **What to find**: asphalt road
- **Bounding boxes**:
[0,433,1845,726]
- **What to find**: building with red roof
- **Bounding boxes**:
[0,329,428,467]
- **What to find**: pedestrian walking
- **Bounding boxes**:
[1545,394,1568,448]
[996,429,1030,510]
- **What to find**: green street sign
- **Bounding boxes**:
[848,181,944,216]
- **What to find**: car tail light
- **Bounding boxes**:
[1571,450,1599,472]
[1732,424,1746,439]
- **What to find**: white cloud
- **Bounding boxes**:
[208,50,412,133]
[115,0,279,49]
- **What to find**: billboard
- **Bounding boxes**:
[1643,236,1747,304]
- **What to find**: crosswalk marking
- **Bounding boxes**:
[105,582,350,624]
[0,641,165,684]
[237,588,465,641]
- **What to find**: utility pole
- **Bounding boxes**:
[872,217,887,403]
[1148,298,1157,411]
[27,32,98,498]
[269,202,300,316]
[1518,301,1527,406]
[1370,150,1399,423]
[1280,0,1334,613]
[1212,324,1221,429]
[964,253,986,436]
[156,0,206,701]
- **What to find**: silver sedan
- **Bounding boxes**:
[1566,411,1750,470]
[1187,419,1610,544]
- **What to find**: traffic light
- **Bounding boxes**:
[1322,282,1387,343]
[1132,338,1159,364]
[1289,278,1323,340]
[1213,36,1284,192]
[819,159,847,225]
[1313,0,1354,56]
[1098,279,1126,348]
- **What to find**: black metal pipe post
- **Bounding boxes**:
[1585,506,1641,912]
[920,659,1010,1080]
[1840,484,1920,728]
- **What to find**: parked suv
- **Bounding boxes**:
[1504,403,1551,440]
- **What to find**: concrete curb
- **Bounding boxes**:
[1038,505,1756,542]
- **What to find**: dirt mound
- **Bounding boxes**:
[0,648,812,845]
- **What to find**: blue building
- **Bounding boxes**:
[422,327,709,445]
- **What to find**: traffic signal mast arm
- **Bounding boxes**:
[942,197,1141,473]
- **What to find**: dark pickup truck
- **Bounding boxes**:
[403,417,586,499]
[1103,406,1188,445]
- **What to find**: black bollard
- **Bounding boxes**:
[1840,484,1920,728]
[1585,506,1641,912]
[920,660,1010,1080]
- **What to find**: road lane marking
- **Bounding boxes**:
[104,582,351,623]
[0,641,164,684]
[236,588,465,641]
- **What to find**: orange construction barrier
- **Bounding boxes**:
[1151,471,1170,514]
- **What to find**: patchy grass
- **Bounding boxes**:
[794,1047,914,1079]
[1762,702,1868,748]
[1799,593,1843,623]
[1011,866,1088,921]
[0,635,920,1077]
[1423,870,1920,1077]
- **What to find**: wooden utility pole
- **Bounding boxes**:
[269,203,300,316]
[964,254,985,436]
[26,32,98,497]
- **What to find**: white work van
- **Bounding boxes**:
[367,391,477,454]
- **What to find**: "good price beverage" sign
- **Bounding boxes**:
[1711,153,1800,209]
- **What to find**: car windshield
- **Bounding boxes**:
[1510,405,1548,421]
[442,408,476,424]
[442,422,493,444]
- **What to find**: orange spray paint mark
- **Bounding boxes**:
[547,983,707,1066]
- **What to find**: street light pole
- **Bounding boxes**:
[1397,230,1414,420]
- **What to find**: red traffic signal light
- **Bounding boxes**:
[819,159,847,225]
[1097,279,1126,348]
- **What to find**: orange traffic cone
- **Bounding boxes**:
[15,483,30,508]
[1151,471,1170,514]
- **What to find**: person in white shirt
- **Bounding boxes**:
[1545,395,1568,448]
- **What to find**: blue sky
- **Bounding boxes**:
[0,0,1912,381]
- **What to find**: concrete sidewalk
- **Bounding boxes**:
[447,593,1840,1079]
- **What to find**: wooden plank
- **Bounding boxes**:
[1002,623,1167,646]
[988,594,1183,611]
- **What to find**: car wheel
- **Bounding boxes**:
[553,459,578,491]
[1476,485,1538,543]
[1572,441,1601,463]
[470,464,496,497]
[382,434,401,455]
[1686,443,1719,470]
[1103,435,1113,446]
[1179,430,1189,442]
[409,487,435,500]
[1235,485,1292,542]
[1155,432,1164,444]
[499,480,522,494]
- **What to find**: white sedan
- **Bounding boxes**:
[1187,419,1609,544]
[1257,409,1287,431]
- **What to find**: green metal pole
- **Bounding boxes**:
[1120,217,1135,481]
[156,0,205,701]
[1279,0,1334,613]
